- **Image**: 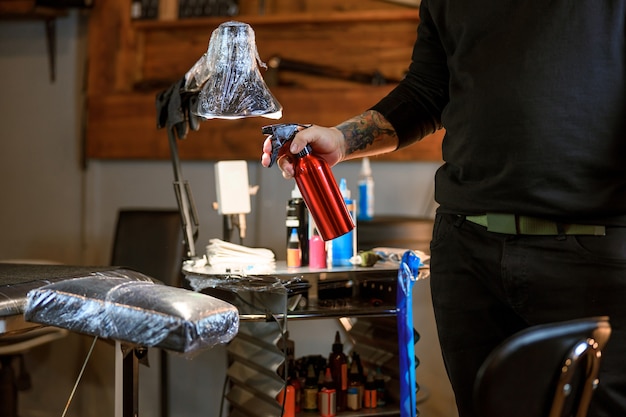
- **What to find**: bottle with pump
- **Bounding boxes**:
[263,123,354,241]
[328,331,348,411]
[331,179,356,266]
[286,184,309,265]
[287,228,301,267]
[357,157,375,221]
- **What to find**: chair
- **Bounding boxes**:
[110,209,186,417]
[474,316,611,417]
[110,209,185,288]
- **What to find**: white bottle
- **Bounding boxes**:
[357,157,374,221]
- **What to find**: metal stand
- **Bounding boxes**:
[168,130,199,259]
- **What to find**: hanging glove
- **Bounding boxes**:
[156,77,202,140]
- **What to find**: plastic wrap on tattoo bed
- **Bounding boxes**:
[23,275,239,353]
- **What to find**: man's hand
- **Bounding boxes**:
[261,125,346,178]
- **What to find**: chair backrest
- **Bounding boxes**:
[474,316,611,417]
[110,209,185,287]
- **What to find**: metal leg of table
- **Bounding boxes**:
[115,342,144,417]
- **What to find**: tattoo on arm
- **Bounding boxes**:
[336,110,397,156]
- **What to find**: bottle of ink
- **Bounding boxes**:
[364,371,377,409]
[375,367,387,407]
[319,367,337,417]
[351,352,365,406]
[309,227,327,269]
[302,364,319,412]
[288,363,302,413]
[287,228,301,267]
[277,383,296,417]
[357,157,375,221]
[347,359,364,410]
[328,331,348,411]
[286,184,309,265]
[331,179,356,266]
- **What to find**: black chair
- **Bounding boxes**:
[474,316,611,417]
[111,209,185,288]
[110,209,185,417]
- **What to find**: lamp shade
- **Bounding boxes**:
[186,21,283,120]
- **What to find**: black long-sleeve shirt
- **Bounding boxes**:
[371,0,626,225]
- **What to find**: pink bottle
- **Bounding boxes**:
[309,228,327,268]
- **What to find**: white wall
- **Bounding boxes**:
[0,12,457,417]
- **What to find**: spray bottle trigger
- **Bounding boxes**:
[262,123,311,168]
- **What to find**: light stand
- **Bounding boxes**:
[167,129,200,259]
[156,21,282,261]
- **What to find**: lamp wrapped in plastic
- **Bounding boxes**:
[186,21,283,120]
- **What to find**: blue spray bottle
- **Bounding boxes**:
[331,178,356,266]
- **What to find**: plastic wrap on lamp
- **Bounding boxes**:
[190,21,283,119]
[24,276,239,354]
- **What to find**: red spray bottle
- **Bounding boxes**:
[263,123,354,241]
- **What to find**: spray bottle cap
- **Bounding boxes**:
[360,157,372,176]
[339,178,351,199]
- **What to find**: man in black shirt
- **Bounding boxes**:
[262,1,626,416]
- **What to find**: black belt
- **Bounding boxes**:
[465,213,606,236]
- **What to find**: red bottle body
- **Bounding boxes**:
[293,146,354,241]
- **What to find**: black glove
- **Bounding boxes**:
[156,77,201,140]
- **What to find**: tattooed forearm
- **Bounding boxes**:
[335,110,398,158]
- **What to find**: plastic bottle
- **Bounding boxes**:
[263,123,354,241]
[328,331,348,411]
[277,384,296,417]
[288,364,302,413]
[302,364,320,412]
[374,367,387,407]
[318,367,337,417]
[331,179,356,266]
[364,371,377,409]
[286,184,309,265]
[351,352,365,405]
[357,157,375,221]
[309,227,327,269]
[287,228,301,267]
[347,359,364,410]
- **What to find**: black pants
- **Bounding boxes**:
[429,213,626,417]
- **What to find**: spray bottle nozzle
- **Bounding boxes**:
[262,123,311,168]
